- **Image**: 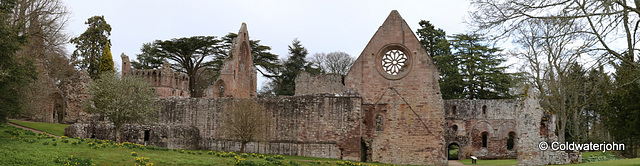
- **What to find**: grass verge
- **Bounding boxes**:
[460,159,517,165]
[551,158,640,166]
[9,119,68,136]
[0,123,398,166]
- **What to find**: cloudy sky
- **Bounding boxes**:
[63,0,472,88]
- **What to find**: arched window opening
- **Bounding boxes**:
[540,120,548,136]
[375,115,383,131]
[218,85,225,98]
[482,105,487,117]
[482,132,488,148]
[214,80,225,98]
[507,132,516,150]
[452,125,458,133]
[451,106,457,115]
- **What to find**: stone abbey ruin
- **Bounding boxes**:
[62,11,580,165]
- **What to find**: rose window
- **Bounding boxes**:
[381,50,407,75]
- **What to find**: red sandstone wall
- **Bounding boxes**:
[344,10,446,166]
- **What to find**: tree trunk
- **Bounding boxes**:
[559,107,566,143]
[115,125,121,143]
[240,141,247,154]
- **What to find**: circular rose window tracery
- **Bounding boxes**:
[381,50,407,75]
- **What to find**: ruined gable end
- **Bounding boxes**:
[344,10,446,166]
[206,23,257,98]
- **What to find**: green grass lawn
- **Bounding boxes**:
[9,119,68,136]
[460,159,517,165]
[458,152,639,166]
[550,158,640,166]
[582,151,619,158]
[0,123,398,166]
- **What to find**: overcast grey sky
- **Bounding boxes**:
[63,0,471,88]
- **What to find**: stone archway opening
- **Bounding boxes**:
[448,143,460,160]
[50,92,65,123]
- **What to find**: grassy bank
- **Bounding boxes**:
[9,120,68,136]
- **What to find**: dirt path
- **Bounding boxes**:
[448,160,465,166]
[7,122,59,138]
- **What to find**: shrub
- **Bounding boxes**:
[131,152,138,156]
[462,146,474,159]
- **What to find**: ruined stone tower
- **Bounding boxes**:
[209,23,257,98]
[344,10,447,166]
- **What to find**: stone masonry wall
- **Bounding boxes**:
[295,72,344,96]
[444,100,518,159]
[121,54,190,98]
[344,10,446,166]
[66,93,362,159]
[59,70,92,124]
[516,90,575,165]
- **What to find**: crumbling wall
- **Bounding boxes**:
[66,93,362,159]
[444,100,518,159]
[121,54,190,98]
[295,72,344,95]
[516,90,574,165]
[209,23,257,99]
[59,70,91,124]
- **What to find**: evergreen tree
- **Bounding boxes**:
[218,33,280,78]
[97,42,114,77]
[0,0,37,123]
[131,43,164,69]
[416,20,464,99]
[70,15,111,79]
[602,62,640,157]
[271,38,320,96]
[449,34,512,99]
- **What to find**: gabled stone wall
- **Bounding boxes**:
[344,10,446,166]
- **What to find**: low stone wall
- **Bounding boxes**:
[66,93,361,159]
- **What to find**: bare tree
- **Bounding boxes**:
[223,99,270,154]
[511,17,596,142]
[11,0,74,120]
[310,51,355,76]
[470,0,639,68]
